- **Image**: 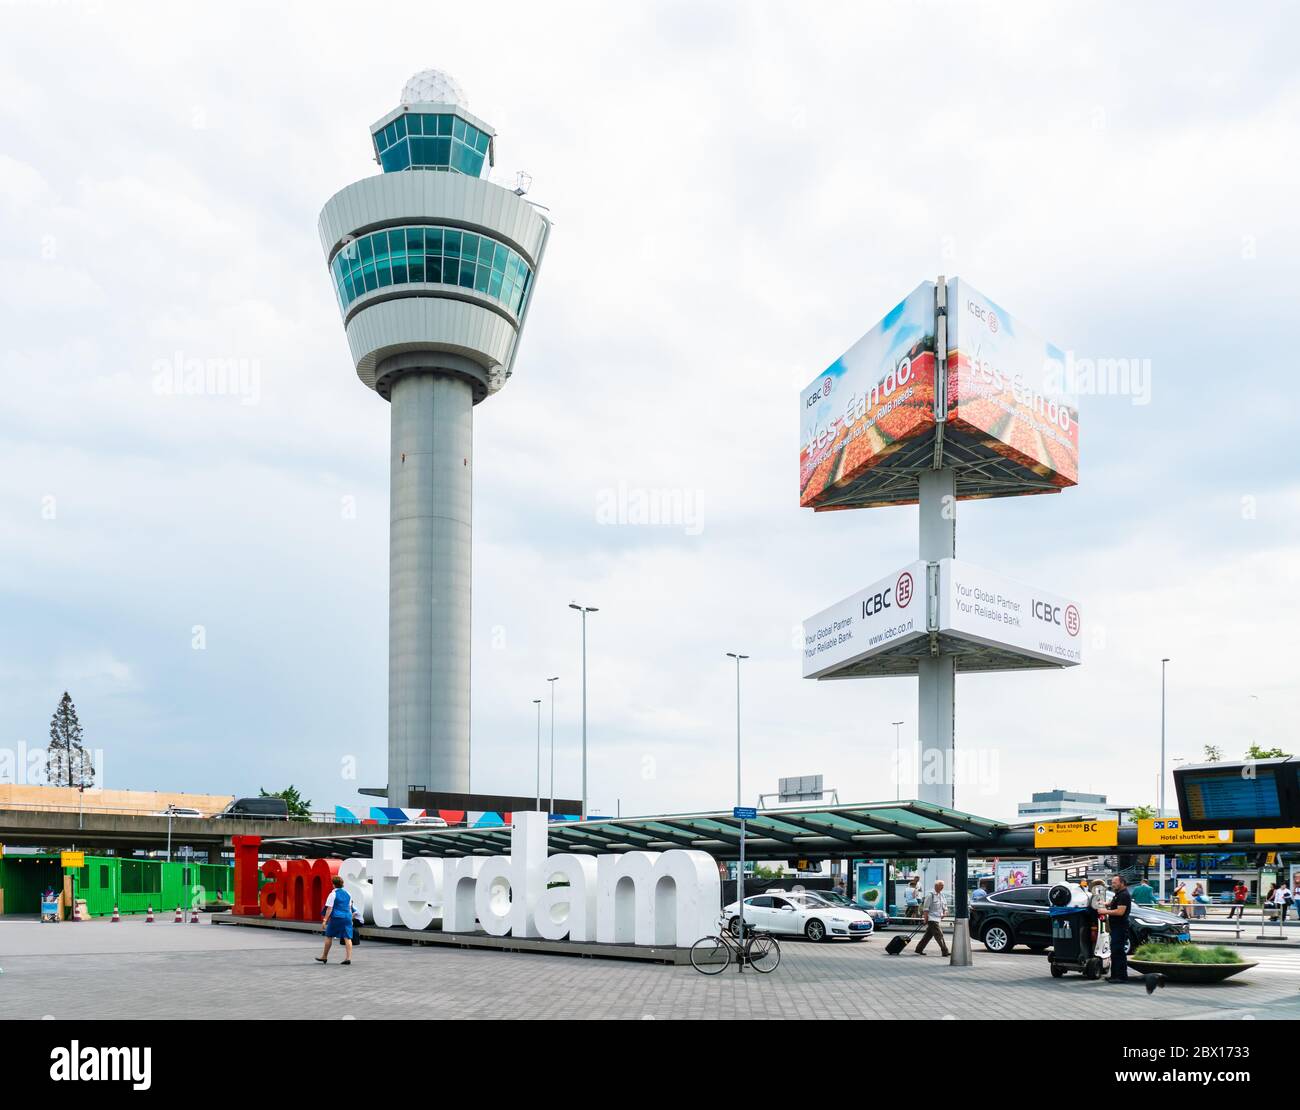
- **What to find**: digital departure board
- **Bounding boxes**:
[1174,758,1300,830]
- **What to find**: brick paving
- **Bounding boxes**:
[1,916,1296,1020]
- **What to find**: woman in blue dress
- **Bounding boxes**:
[316,876,354,965]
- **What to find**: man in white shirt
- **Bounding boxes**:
[915,880,949,957]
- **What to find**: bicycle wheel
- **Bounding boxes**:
[690,936,731,975]
[747,933,781,973]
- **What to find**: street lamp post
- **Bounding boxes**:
[569,604,598,819]
[726,653,749,806]
[1159,657,1170,903]
[533,698,542,810]
[547,676,559,814]
[892,720,904,801]
[726,651,749,964]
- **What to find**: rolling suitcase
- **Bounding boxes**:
[885,920,925,956]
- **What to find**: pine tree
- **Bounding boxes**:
[47,692,94,788]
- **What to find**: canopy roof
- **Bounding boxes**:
[257,800,1011,861]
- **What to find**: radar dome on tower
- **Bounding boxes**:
[400,68,469,109]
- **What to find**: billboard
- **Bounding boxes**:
[854,860,887,911]
[994,860,1033,891]
[802,561,927,679]
[946,277,1079,488]
[799,282,938,508]
[938,559,1082,667]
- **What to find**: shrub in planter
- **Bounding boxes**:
[1133,942,1243,964]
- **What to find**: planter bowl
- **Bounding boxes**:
[1128,958,1257,984]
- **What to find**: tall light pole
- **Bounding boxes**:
[892,720,905,801]
[547,676,559,814]
[726,653,749,805]
[569,604,598,819]
[1159,657,1170,903]
[533,698,542,810]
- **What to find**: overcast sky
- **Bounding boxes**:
[1,1,1296,823]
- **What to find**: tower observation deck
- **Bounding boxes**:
[319,69,551,807]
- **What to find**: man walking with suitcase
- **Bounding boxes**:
[915,879,949,957]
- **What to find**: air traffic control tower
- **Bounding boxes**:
[319,70,550,807]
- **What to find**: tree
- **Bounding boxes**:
[1129,804,1156,821]
[260,785,312,819]
[1203,744,1222,762]
[1245,744,1290,759]
[47,691,94,788]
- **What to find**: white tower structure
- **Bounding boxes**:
[319,69,550,807]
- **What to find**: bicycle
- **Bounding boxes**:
[690,918,781,975]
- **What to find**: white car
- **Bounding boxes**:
[398,815,448,828]
[154,806,204,818]
[722,892,874,942]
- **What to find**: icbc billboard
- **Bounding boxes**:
[799,281,938,508]
[799,277,1079,509]
[946,278,1079,489]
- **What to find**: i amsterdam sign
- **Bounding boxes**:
[233,812,721,948]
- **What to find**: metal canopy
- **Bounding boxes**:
[810,425,1067,511]
[816,630,1063,678]
[256,800,1012,862]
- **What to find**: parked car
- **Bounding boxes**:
[970,884,1191,954]
[398,815,449,828]
[800,888,890,930]
[722,892,874,942]
[211,797,290,820]
[153,806,204,818]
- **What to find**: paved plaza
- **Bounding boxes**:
[2,916,1298,1020]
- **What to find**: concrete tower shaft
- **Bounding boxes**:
[319,72,549,807]
[389,371,473,799]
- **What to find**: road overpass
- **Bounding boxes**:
[0,807,360,860]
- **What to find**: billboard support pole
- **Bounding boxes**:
[918,468,956,891]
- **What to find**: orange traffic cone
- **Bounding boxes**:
[111,904,120,922]
[173,906,183,923]
[146,904,154,923]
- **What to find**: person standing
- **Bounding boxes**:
[1278,882,1294,925]
[1228,881,1247,920]
[904,877,922,918]
[1099,874,1135,982]
[316,876,354,965]
[1131,877,1155,905]
[915,879,949,957]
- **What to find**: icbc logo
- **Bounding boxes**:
[1065,604,1080,637]
[895,571,914,608]
[823,377,833,396]
[988,311,999,333]
[1032,599,1062,626]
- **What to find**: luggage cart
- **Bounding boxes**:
[1047,882,1110,980]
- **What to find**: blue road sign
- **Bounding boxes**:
[733,806,757,820]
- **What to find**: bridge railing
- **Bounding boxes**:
[0,801,343,823]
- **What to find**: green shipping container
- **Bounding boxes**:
[0,854,235,917]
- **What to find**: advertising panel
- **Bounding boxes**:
[799,282,938,508]
[854,860,887,911]
[946,277,1079,488]
[994,860,1034,890]
[938,559,1082,667]
[802,561,927,679]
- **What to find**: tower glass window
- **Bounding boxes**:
[372,113,489,176]
[330,225,532,317]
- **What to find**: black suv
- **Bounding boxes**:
[970,884,1191,954]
